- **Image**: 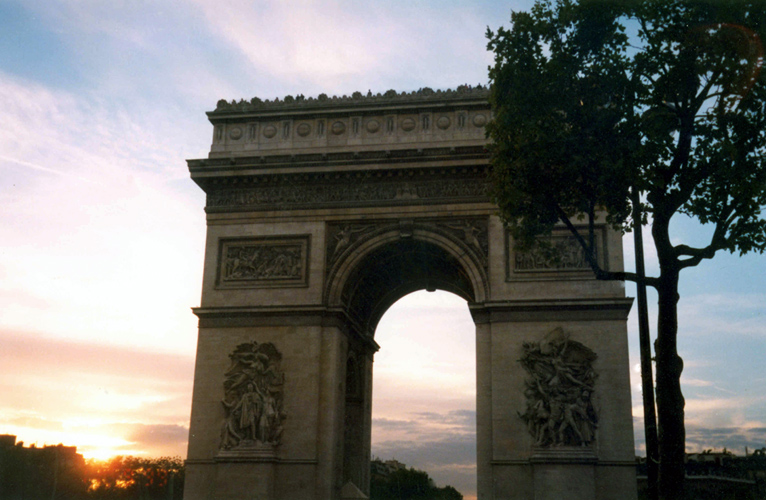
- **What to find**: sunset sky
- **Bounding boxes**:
[1,1,765,498]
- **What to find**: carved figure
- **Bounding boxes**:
[394,184,419,200]
[445,220,482,253]
[515,236,592,271]
[332,225,367,258]
[519,328,598,447]
[207,176,489,209]
[223,244,302,281]
[220,342,286,450]
[237,383,263,441]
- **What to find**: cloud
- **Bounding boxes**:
[412,409,476,428]
[685,425,766,453]
[372,410,475,438]
[372,407,477,498]
[0,329,193,457]
[124,423,189,451]
[3,420,190,459]
[189,0,496,94]
[374,434,476,468]
[676,293,766,337]
[372,417,420,433]
[0,71,207,354]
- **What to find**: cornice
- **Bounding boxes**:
[192,305,379,352]
[208,85,490,120]
[200,164,491,213]
[469,298,635,323]
[188,145,489,178]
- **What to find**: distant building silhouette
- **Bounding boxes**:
[370,458,407,479]
[0,434,87,499]
[637,449,766,500]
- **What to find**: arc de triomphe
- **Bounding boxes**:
[183,87,637,500]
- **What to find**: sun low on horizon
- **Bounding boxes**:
[3,411,192,462]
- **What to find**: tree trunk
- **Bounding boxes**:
[633,186,659,500]
[654,268,686,500]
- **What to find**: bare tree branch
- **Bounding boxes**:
[555,205,659,286]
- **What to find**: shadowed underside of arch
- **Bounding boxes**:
[338,237,477,336]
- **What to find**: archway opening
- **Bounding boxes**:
[336,236,483,498]
[371,290,477,500]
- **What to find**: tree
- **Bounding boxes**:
[486,1,766,499]
[369,460,463,500]
[87,455,184,500]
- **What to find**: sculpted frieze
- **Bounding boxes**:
[217,236,309,288]
[515,236,591,271]
[207,174,489,211]
[519,328,598,447]
[507,227,605,280]
[220,342,286,451]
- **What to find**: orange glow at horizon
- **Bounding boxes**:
[3,424,152,461]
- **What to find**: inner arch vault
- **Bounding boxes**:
[329,228,486,336]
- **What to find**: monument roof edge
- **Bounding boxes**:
[207,85,490,118]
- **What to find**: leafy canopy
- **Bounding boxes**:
[487,0,766,276]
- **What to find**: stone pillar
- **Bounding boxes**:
[475,321,495,500]
[471,300,637,500]
[184,315,362,500]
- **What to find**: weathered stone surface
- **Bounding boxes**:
[183,88,637,500]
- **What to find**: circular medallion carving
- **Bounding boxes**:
[263,125,277,139]
[296,123,311,137]
[472,114,487,127]
[400,118,416,132]
[366,119,380,133]
[331,121,346,135]
[436,116,451,130]
[228,127,243,140]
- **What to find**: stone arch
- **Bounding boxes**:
[325,224,488,335]
[185,88,638,500]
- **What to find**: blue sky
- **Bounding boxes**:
[1,1,765,498]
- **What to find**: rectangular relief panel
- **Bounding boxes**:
[506,226,606,281]
[217,235,310,289]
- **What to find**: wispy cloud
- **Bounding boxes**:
[190,0,496,94]
[0,330,193,457]
[685,425,766,453]
[373,430,476,497]
[677,293,766,337]
[0,72,206,353]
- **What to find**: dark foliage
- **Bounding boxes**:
[370,461,463,500]
[0,443,184,500]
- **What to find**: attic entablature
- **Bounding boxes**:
[205,86,491,159]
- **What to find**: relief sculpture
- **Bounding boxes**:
[519,328,598,447]
[218,236,309,288]
[437,219,489,266]
[225,244,302,280]
[206,177,489,210]
[221,342,286,450]
[326,223,378,266]
[514,235,592,271]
